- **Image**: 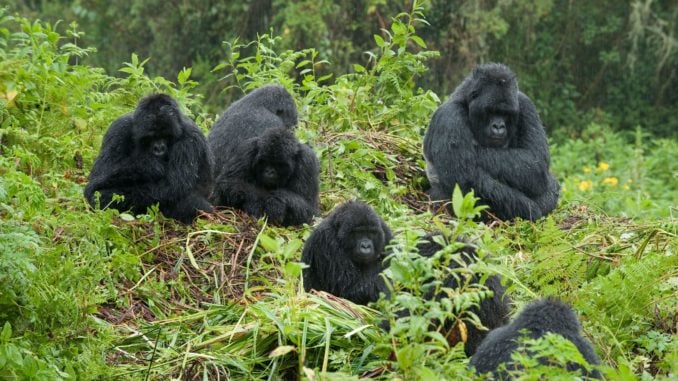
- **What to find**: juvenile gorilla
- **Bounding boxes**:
[211,127,319,226]
[302,202,510,356]
[416,233,511,356]
[470,299,601,379]
[423,63,559,221]
[208,85,298,173]
[84,94,213,224]
[302,201,392,304]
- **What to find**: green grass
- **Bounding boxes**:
[0,6,676,380]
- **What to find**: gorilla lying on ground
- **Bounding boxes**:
[423,63,559,221]
[211,127,319,226]
[84,94,213,224]
[470,299,601,379]
[302,201,392,304]
[208,85,298,173]
[301,201,510,355]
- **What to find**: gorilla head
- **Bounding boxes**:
[132,94,184,159]
[301,201,392,305]
[465,63,519,148]
[251,127,299,189]
[250,84,298,129]
[332,201,391,265]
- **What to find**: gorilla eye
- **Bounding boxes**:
[275,109,284,116]
[470,90,480,100]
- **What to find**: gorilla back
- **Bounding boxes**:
[470,299,601,379]
[208,85,298,173]
[84,94,213,224]
[423,63,559,221]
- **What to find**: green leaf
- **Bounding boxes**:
[373,34,385,48]
[452,184,463,217]
[0,322,11,342]
[259,234,279,252]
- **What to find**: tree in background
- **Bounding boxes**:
[7,0,677,136]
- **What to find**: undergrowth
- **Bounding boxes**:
[0,3,676,380]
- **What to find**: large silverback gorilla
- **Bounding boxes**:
[424,63,559,221]
[84,94,213,224]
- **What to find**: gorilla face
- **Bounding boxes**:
[254,161,292,189]
[331,203,389,265]
[345,227,384,264]
[467,68,520,148]
[250,127,300,189]
[133,94,183,155]
[149,138,168,158]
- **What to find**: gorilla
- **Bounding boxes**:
[301,201,392,304]
[301,202,510,356]
[84,94,213,224]
[416,233,511,356]
[208,85,298,173]
[470,299,601,379]
[423,63,560,221]
[211,127,319,226]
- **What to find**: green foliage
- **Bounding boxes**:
[0,4,676,380]
[552,123,677,218]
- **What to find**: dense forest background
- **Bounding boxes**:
[8,0,678,137]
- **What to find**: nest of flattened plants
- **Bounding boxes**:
[321,130,433,213]
[97,208,271,327]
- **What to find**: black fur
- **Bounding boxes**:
[470,299,601,379]
[301,203,510,357]
[212,127,319,226]
[301,201,392,304]
[423,63,559,221]
[208,85,298,174]
[84,94,213,224]
[417,233,511,356]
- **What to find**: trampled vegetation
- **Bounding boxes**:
[0,3,676,380]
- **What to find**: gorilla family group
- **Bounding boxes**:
[84,63,600,378]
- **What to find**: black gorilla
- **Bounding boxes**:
[470,299,601,379]
[84,94,213,224]
[208,85,298,173]
[423,63,559,221]
[301,201,392,305]
[416,233,511,356]
[212,127,319,226]
[301,202,510,356]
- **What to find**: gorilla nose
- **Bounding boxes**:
[359,239,374,255]
[492,123,507,136]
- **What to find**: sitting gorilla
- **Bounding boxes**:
[208,84,298,173]
[470,299,601,379]
[301,201,510,356]
[211,127,320,226]
[416,233,511,356]
[301,201,392,304]
[423,63,559,221]
[84,94,213,224]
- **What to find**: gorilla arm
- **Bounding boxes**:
[266,144,320,225]
[476,93,551,196]
[211,140,269,216]
[84,115,165,209]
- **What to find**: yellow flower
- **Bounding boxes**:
[597,162,610,171]
[583,166,592,174]
[602,177,619,186]
[578,180,593,191]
